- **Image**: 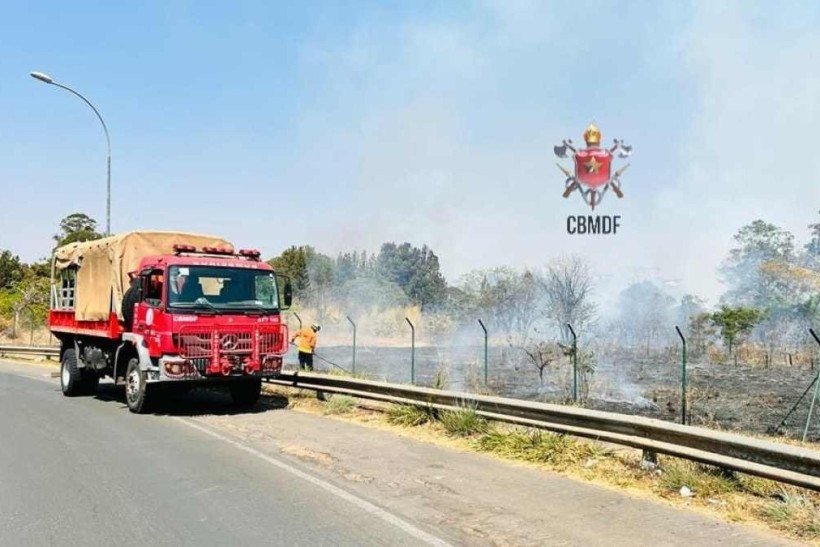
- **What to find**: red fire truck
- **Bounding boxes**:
[48,231,291,413]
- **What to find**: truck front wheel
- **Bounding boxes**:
[230,378,262,408]
[125,358,150,414]
[60,349,83,397]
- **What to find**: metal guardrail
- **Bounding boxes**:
[0,345,59,358]
[269,372,820,492]
[2,344,818,491]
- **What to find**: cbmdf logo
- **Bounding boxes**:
[554,123,631,210]
[555,123,632,235]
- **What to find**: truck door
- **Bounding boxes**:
[134,268,164,334]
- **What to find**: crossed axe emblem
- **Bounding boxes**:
[554,138,632,210]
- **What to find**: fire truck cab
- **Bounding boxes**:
[48,231,291,413]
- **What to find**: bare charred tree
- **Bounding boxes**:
[540,256,596,344]
[521,341,562,384]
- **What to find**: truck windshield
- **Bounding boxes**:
[166,266,279,312]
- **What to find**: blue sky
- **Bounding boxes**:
[1,1,819,307]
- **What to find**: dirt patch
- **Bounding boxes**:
[280,444,336,467]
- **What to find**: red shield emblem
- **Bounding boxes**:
[574,149,611,188]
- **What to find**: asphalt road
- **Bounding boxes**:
[0,361,446,546]
[0,360,797,546]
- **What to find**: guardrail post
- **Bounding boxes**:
[676,326,688,425]
[803,329,820,442]
[640,449,658,470]
[405,317,415,384]
[292,312,302,330]
[346,315,357,375]
[567,324,578,402]
[478,319,488,385]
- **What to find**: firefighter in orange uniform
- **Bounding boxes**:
[291,323,320,371]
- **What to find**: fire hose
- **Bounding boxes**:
[289,341,351,374]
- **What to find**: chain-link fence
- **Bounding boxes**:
[287,329,820,442]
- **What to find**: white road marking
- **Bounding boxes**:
[176,417,453,547]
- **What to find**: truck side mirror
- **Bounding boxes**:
[283,281,293,308]
[132,276,145,300]
[276,274,293,309]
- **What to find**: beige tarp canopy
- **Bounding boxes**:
[54,231,233,321]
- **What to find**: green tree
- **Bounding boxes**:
[3,268,49,339]
[709,305,764,354]
[54,213,103,247]
[308,252,335,316]
[268,246,312,293]
[805,210,820,269]
[676,294,706,331]
[376,242,446,309]
[334,251,370,286]
[688,312,717,356]
[267,245,335,307]
[0,250,23,289]
[459,267,541,336]
[720,220,794,307]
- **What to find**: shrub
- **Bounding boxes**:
[763,494,820,538]
[387,404,433,427]
[658,460,739,497]
[475,428,605,469]
[439,404,488,437]
[323,394,355,415]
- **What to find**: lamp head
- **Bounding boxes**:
[30,71,54,84]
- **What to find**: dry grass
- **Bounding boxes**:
[0,326,55,346]
[648,458,820,542]
[386,404,433,427]
[438,403,489,437]
[475,428,609,471]
[763,493,820,538]
[657,460,739,498]
[322,394,356,415]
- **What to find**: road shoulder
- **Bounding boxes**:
[191,392,796,546]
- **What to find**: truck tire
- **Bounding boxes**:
[230,378,262,408]
[60,348,83,397]
[121,282,140,331]
[125,358,150,414]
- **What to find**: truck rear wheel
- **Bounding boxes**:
[230,378,262,408]
[60,348,83,397]
[125,358,151,414]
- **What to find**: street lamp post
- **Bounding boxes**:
[30,71,112,236]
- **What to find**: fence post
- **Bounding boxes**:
[405,317,415,384]
[346,315,357,375]
[676,326,688,425]
[567,324,578,402]
[803,329,820,442]
[478,319,488,385]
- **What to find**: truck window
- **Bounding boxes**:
[144,270,164,307]
[54,268,77,310]
[167,266,279,312]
